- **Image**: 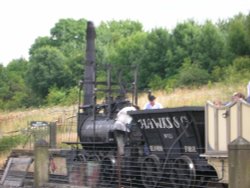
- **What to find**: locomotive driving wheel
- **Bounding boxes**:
[100,155,116,183]
[85,153,100,162]
[169,155,196,188]
[72,153,86,162]
[140,154,162,188]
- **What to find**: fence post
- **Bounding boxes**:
[34,139,49,187]
[49,122,57,148]
[228,136,250,188]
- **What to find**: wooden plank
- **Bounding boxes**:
[0,157,33,187]
[0,158,12,185]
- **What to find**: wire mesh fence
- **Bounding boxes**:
[57,146,228,188]
[0,107,78,170]
[0,106,232,188]
[0,130,229,187]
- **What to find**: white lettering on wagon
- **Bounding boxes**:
[149,145,163,151]
[184,146,197,153]
[138,115,191,130]
[164,133,174,139]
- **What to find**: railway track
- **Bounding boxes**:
[0,169,69,186]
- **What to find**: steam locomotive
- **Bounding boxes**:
[65,21,230,188]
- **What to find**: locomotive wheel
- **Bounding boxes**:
[74,153,86,162]
[169,155,196,188]
[100,155,116,183]
[140,154,162,188]
[86,153,100,162]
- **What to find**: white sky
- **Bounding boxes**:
[0,0,250,66]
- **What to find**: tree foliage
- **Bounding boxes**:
[225,56,250,84]
[27,46,69,98]
[227,14,250,56]
[0,59,31,109]
[1,13,250,109]
[177,58,210,86]
[139,28,170,88]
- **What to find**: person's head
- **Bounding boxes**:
[148,95,156,105]
[232,92,245,102]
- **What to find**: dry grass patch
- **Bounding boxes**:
[137,84,246,108]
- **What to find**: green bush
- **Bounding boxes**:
[0,135,27,152]
[224,56,250,84]
[164,76,178,93]
[148,75,166,90]
[211,66,225,82]
[63,87,79,105]
[46,86,80,106]
[46,87,66,105]
[177,59,210,86]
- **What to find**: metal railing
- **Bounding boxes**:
[205,100,250,154]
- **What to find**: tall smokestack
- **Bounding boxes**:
[83,21,96,106]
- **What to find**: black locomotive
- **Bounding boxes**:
[66,21,225,188]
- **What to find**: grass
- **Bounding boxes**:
[0,135,27,152]
[0,134,28,168]
[0,82,247,137]
[0,82,248,168]
[0,106,78,135]
[137,83,246,108]
[0,105,78,168]
[1,83,248,134]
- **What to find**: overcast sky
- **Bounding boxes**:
[0,0,250,66]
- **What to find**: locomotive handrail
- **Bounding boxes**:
[129,106,204,115]
[205,99,250,155]
[79,104,93,109]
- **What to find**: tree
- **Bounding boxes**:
[167,20,202,77]
[29,37,52,55]
[27,46,69,98]
[97,20,144,63]
[198,21,227,72]
[29,19,88,88]
[107,32,147,88]
[227,14,249,56]
[50,18,87,56]
[97,20,143,44]
[0,59,33,109]
[95,20,145,88]
[140,28,170,88]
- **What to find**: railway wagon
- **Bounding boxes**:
[128,107,217,188]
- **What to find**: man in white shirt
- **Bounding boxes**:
[113,106,137,155]
[144,95,163,109]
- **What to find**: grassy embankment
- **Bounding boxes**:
[0,82,247,167]
[0,106,78,167]
[138,82,246,108]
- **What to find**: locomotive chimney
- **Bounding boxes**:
[83,21,96,106]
